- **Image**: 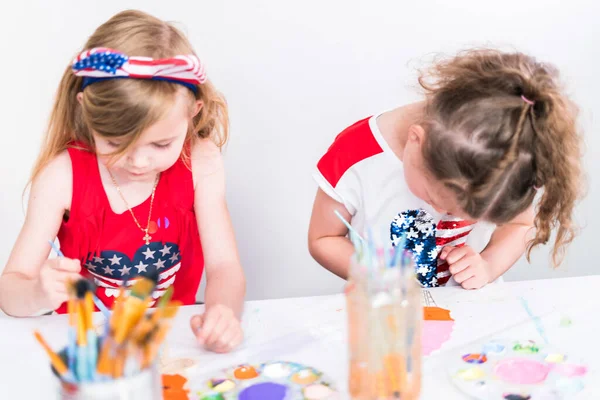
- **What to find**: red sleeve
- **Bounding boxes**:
[316,116,383,188]
[313,116,384,213]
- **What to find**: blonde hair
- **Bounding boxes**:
[31,9,229,183]
[418,49,583,266]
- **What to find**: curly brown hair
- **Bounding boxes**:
[418,49,583,266]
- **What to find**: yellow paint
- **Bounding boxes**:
[212,380,235,393]
[457,367,485,381]
[545,353,565,363]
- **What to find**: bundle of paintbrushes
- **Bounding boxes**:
[336,211,422,400]
[34,272,181,384]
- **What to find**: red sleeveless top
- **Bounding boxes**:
[55,144,204,313]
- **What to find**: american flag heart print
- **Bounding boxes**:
[83,242,182,301]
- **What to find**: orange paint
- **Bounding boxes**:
[462,353,488,363]
[233,365,259,380]
[424,306,453,321]
[162,374,189,400]
[291,369,318,385]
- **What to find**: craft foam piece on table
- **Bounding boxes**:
[448,339,589,399]
[423,306,455,356]
[162,374,191,400]
[182,361,339,400]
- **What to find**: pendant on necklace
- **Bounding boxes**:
[143,229,152,245]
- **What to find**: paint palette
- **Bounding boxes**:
[190,361,339,400]
[448,339,588,399]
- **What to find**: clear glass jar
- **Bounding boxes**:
[53,348,162,400]
[346,257,422,400]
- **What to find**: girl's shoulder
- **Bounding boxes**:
[189,138,225,191]
[32,150,73,212]
[190,137,222,162]
[42,150,73,176]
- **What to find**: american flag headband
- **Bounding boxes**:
[72,47,207,94]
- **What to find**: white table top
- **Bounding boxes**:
[1,276,599,399]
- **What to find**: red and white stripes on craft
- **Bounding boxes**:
[435,217,476,284]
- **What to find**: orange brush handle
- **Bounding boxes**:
[34,331,69,376]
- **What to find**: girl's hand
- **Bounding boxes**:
[441,245,490,289]
[37,258,81,309]
[190,304,243,353]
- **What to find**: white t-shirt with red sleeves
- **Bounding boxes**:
[313,114,496,287]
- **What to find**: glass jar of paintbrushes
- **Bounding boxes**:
[344,232,422,400]
[34,274,179,400]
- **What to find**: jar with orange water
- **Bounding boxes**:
[346,249,422,400]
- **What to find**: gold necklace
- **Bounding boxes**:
[108,170,160,245]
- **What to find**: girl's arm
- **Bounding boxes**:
[0,152,80,316]
[443,205,535,288]
[480,205,535,281]
[308,188,355,280]
[189,138,245,352]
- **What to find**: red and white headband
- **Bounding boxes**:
[72,47,207,93]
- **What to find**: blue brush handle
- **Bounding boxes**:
[67,328,76,375]
[334,210,366,243]
[47,240,64,257]
[61,370,77,384]
[93,295,111,319]
[76,346,88,382]
[87,331,98,381]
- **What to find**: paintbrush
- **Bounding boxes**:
[360,232,385,396]
[95,337,114,377]
[334,209,366,246]
[34,331,76,383]
[75,298,89,381]
[381,233,411,396]
[97,286,127,378]
[140,325,167,370]
[112,346,127,378]
[157,286,174,308]
[80,281,99,381]
[65,285,77,377]
[127,298,181,372]
[370,292,395,397]
[48,240,64,257]
[132,299,180,349]
[54,243,79,379]
[74,279,98,381]
[92,293,111,319]
[140,304,181,370]
[132,288,176,343]
[96,273,159,377]
[109,286,126,333]
[113,271,158,345]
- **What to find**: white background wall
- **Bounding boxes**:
[0,0,598,301]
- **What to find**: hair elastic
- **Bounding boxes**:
[521,95,535,106]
